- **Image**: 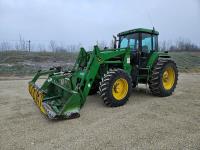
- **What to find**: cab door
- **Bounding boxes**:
[140,33,155,67]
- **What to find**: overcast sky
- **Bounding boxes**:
[0,0,200,48]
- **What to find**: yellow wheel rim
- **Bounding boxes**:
[162,67,175,90]
[112,78,128,100]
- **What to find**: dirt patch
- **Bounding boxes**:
[0,73,200,150]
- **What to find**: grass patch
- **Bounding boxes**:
[170,51,200,72]
[0,50,199,76]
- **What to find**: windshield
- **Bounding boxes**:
[119,33,139,50]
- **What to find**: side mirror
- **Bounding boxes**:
[113,35,117,49]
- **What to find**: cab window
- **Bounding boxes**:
[120,37,129,48]
[142,33,152,53]
[129,34,139,50]
[119,33,139,50]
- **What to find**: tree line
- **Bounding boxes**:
[0,38,199,52]
[159,38,200,52]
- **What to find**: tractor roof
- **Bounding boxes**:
[117,28,159,36]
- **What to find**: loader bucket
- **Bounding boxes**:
[28,68,83,119]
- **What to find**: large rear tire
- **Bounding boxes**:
[99,69,132,107]
[149,59,178,97]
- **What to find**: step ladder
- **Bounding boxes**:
[136,66,151,93]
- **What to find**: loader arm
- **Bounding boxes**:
[28,46,131,119]
[71,46,131,106]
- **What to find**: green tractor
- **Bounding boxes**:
[28,28,178,119]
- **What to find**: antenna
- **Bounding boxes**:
[147,10,154,29]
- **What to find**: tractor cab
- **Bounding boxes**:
[116,28,159,67]
[115,28,160,85]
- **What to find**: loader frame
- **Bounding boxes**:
[29,46,133,119]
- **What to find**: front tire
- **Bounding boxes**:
[99,69,132,107]
[149,59,178,97]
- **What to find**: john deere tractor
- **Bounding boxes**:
[28,28,178,119]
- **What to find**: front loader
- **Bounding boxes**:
[28,28,178,119]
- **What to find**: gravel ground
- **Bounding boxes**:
[0,73,200,150]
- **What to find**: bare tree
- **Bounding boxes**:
[66,44,81,52]
[19,34,26,51]
[109,40,115,49]
[159,40,173,51]
[159,38,200,52]
[159,41,166,51]
[170,38,199,51]
[15,42,20,51]
[0,41,11,51]
[49,40,57,52]
[38,43,46,52]
[98,41,107,49]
